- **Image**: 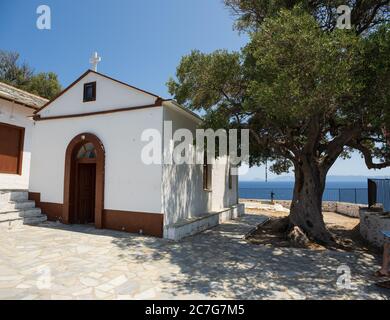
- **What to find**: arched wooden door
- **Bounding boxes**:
[63,133,105,228]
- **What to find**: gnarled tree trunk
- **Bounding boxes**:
[288,158,333,244]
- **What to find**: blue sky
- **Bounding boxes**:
[1,0,389,180]
[0,0,246,94]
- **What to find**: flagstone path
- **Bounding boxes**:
[0,213,389,300]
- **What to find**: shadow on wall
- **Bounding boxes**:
[221,161,237,210]
[162,163,210,226]
[162,157,239,226]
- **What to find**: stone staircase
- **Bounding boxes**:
[0,190,47,228]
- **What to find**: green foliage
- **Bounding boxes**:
[24,72,62,100]
[224,0,309,32]
[0,50,61,99]
[168,7,390,173]
[224,0,390,34]
[245,9,360,127]
[0,51,33,87]
[358,24,390,123]
[167,50,243,110]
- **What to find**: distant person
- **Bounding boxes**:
[270,191,275,204]
[375,231,390,277]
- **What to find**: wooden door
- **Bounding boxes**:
[76,163,96,224]
[0,123,24,174]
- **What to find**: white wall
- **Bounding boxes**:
[29,70,238,223]
[162,162,212,225]
[162,105,211,225]
[211,156,239,211]
[0,99,34,190]
[37,72,157,118]
[162,105,238,226]
[30,107,163,213]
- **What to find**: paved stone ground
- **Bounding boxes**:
[0,213,389,300]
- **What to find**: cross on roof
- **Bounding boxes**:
[89,52,101,72]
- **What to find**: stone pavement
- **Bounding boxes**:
[0,213,389,300]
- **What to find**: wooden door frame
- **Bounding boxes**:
[63,133,105,228]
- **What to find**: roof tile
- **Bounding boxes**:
[0,81,48,109]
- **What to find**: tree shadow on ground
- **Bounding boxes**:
[107,214,390,299]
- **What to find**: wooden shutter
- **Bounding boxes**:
[0,123,24,175]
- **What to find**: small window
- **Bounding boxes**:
[77,142,96,159]
[83,82,96,102]
[203,153,212,191]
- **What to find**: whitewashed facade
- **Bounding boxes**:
[1,71,243,239]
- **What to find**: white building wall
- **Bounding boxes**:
[162,105,238,226]
[211,156,239,211]
[30,107,163,214]
[162,106,211,225]
[0,99,34,190]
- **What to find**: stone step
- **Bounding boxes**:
[0,215,47,228]
[0,218,24,229]
[0,190,47,228]
[0,208,43,222]
[0,200,36,211]
[23,215,47,225]
[0,190,28,202]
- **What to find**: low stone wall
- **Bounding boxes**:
[164,203,245,241]
[272,200,291,209]
[335,202,363,218]
[240,199,363,218]
[322,201,338,212]
[360,208,390,247]
[241,200,289,212]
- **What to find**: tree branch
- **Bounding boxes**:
[347,140,390,169]
[250,128,297,164]
[321,126,361,170]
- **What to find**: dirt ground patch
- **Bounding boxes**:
[246,207,380,253]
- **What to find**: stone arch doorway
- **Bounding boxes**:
[63,133,105,228]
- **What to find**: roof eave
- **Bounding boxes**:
[162,99,203,123]
[0,95,40,110]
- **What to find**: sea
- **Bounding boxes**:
[239,180,368,204]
